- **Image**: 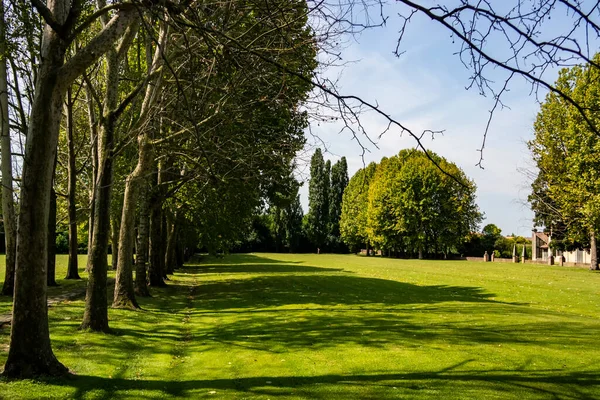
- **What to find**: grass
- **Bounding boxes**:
[0,253,599,399]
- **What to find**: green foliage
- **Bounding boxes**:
[328,157,349,252]
[363,149,481,257]
[55,231,69,254]
[528,53,600,249]
[306,149,330,249]
[340,162,377,252]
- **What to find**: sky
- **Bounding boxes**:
[296,2,592,237]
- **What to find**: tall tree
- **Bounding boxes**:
[367,150,480,258]
[306,149,329,251]
[528,54,600,270]
[4,1,138,377]
[328,157,348,251]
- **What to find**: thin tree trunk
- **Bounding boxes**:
[85,83,98,274]
[47,187,58,287]
[81,42,119,331]
[135,181,151,297]
[164,213,177,275]
[0,0,16,296]
[590,231,598,270]
[65,88,80,279]
[113,129,154,308]
[111,213,119,271]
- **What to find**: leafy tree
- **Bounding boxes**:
[367,150,480,258]
[528,54,600,269]
[306,149,330,251]
[328,157,349,252]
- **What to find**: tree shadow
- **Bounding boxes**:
[191,253,303,266]
[191,273,499,310]
[46,364,600,399]
[184,264,345,274]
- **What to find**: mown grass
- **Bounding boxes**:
[0,253,599,399]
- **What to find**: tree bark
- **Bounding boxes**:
[111,212,119,271]
[81,112,116,331]
[590,231,598,270]
[85,83,98,274]
[47,187,58,287]
[65,88,80,279]
[0,0,16,297]
[165,213,178,275]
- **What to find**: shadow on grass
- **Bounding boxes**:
[190,253,303,266]
[184,263,345,275]
[191,273,499,310]
[48,365,600,399]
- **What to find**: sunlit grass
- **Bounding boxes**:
[1,253,599,399]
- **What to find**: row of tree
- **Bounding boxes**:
[340,149,482,258]
[0,0,318,377]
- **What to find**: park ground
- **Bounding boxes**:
[0,253,599,399]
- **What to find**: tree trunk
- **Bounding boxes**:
[82,46,120,331]
[3,1,69,376]
[590,231,598,270]
[85,83,98,274]
[111,212,119,271]
[113,132,154,308]
[135,181,151,297]
[165,214,178,275]
[81,113,116,331]
[0,0,16,296]
[65,88,80,279]
[112,169,140,308]
[47,187,58,287]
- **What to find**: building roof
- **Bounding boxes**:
[535,231,549,244]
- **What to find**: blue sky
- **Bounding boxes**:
[297,2,591,237]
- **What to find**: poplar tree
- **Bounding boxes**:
[307,149,329,250]
[329,157,349,251]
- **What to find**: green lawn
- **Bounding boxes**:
[1,253,599,399]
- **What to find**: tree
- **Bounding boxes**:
[366,150,480,258]
[328,157,348,252]
[528,54,600,270]
[4,0,139,377]
[340,162,378,253]
[306,149,330,251]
